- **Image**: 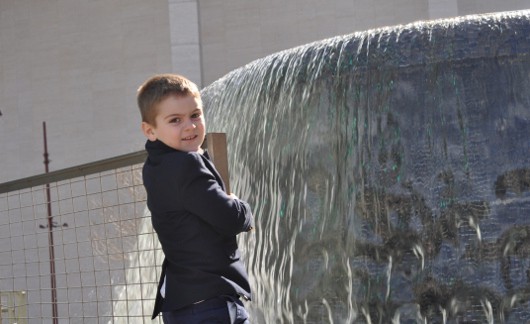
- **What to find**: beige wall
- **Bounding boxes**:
[0,0,528,183]
[169,0,202,85]
[0,0,173,183]
[457,0,530,16]
[199,0,431,86]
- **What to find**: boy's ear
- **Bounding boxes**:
[141,122,157,141]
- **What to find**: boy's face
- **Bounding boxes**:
[142,94,206,152]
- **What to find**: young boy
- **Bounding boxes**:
[137,74,253,323]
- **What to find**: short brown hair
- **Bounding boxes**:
[137,74,201,125]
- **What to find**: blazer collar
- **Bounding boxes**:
[145,139,211,159]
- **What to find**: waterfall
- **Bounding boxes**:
[111,207,162,323]
[201,10,530,323]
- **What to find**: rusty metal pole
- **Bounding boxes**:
[43,122,58,324]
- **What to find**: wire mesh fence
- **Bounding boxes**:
[0,152,163,324]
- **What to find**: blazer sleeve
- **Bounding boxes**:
[177,152,253,236]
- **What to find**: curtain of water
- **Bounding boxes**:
[202,11,530,323]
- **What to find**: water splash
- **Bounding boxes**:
[110,207,162,323]
[202,10,530,323]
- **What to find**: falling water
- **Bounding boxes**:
[201,10,530,324]
[111,207,162,323]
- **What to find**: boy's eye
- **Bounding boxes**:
[169,118,181,123]
[191,113,202,119]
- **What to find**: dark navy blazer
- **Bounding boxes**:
[142,140,253,319]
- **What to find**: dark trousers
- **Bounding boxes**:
[162,295,250,324]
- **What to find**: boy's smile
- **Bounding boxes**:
[142,94,206,152]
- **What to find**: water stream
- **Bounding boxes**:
[201,10,530,323]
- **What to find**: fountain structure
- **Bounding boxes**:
[201,10,530,323]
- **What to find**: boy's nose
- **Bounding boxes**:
[185,119,197,129]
